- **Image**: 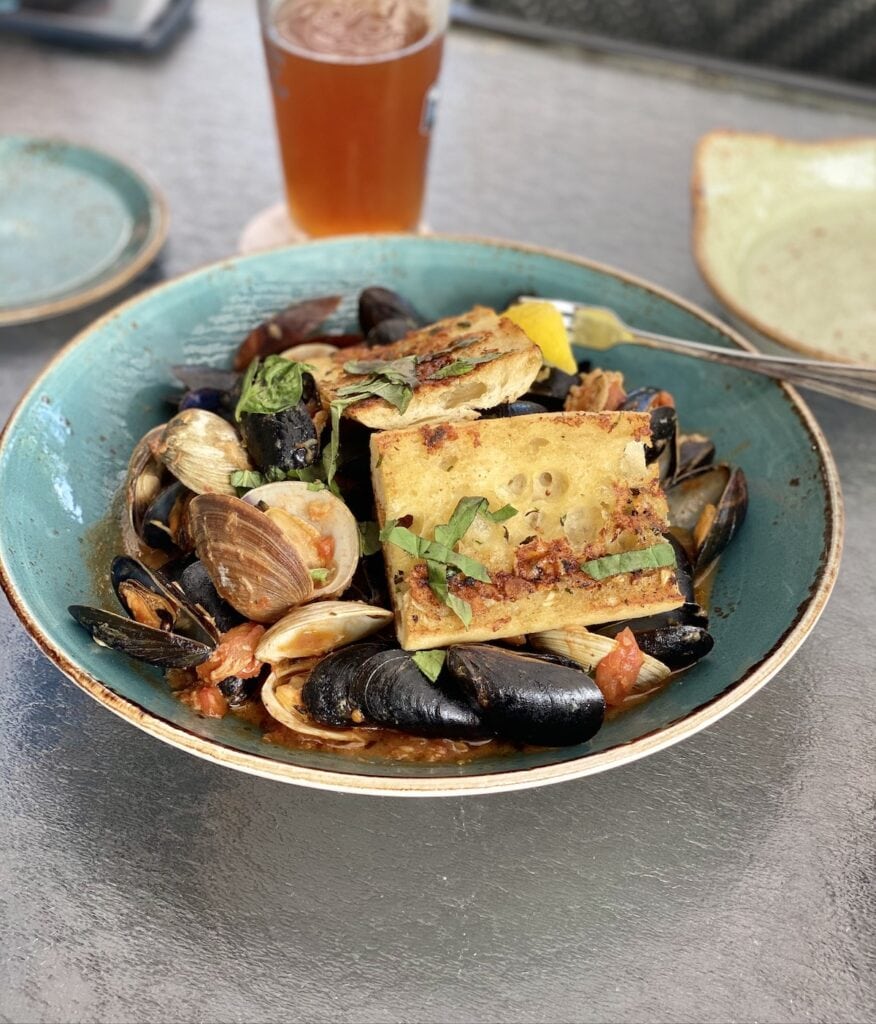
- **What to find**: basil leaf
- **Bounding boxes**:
[427,560,472,627]
[309,568,330,582]
[482,503,518,523]
[343,355,418,389]
[357,520,382,557]
[306,481,326,492]
[580,541,677,581]
[336,376,413,414]
[235,356,314,418]
[412,649,447,683]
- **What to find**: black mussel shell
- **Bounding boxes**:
[633,624,714,671]
[666,464,748,573]
[482,400,549,419]
[696,467,747,573]
[111,555,217,646]
[524,367,579,410]
[676,434,715,478]
[303,645,487,740]
[174,560,245,634]
[446,645,604,747]
[644,406,677,468]
[358,287,424,336]
[141,481,192,554]
[172,365,239,393]
[239,402,319,472]
[301,643,387,727]
[218,675,261,709]
[365,318,412,347]
[234,296,341,371]
[69,605,213,669]
[666,532,695,604]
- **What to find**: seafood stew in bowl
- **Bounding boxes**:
[0,236,841,794]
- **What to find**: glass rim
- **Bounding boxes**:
[258,0,449,67]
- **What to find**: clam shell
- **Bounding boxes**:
[281,342,339,360]
[530,625,671,690]
[157,409,252,495]
[243,481,359,599]
[261,670,370,746]
[123,424,167,554]
[256,601,392,663]
[189,493,313,623]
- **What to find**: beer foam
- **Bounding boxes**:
[275,0,431,58]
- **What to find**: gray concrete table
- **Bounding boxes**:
[1,6,874,1023]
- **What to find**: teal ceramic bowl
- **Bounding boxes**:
[0,237,842,795]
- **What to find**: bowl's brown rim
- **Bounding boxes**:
[691,129,876,365]
[0,135,170,327]
[0,233,844,796]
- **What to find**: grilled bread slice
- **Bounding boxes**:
[371,411,684,650]
[308,306,543,429]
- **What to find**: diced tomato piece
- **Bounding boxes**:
[315,534,335,564]
[195,685,229,718]
[595,627,644,706]
[196,622,265,685]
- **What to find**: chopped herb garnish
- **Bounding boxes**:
[235,356,314,419]
[229,469,265,490]
[357,520,382,557]
[306,481,326,491]
[309,568,330,583]
[412,649,447,683]
[380,497,517,625]
[426,351,504,380]
[580,541,676,581]
[343,355,418,388]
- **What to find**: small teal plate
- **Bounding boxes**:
[0,237,843,795]
[0,136,168,326]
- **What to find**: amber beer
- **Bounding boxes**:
[260,0,447,237]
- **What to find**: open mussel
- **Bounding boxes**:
[140,480,193,555]
[234,295,342,370]
[302,645,487,740]
[156,409,253,496]
[676,433,715,478]
[188,493,314,623]
[69,605,213,668]
[69,555,218,669]
[666,463,748,575]
[620,388,677,474]
[445,644,605,746]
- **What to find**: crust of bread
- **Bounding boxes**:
[309,306,543,429]
[370,411,684,650]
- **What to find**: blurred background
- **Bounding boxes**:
[458,0,876,85]
[2,0,875,84]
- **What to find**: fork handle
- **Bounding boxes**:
[631,329,876,409]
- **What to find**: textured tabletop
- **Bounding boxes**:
[1,6,874,1023]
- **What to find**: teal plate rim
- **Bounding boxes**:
[0,235,844,796]
[0,134,169,327]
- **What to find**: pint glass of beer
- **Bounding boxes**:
[258,0,450,237]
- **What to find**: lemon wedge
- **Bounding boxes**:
[502,301,577,374]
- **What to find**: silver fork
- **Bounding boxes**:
[519,296,876,411]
